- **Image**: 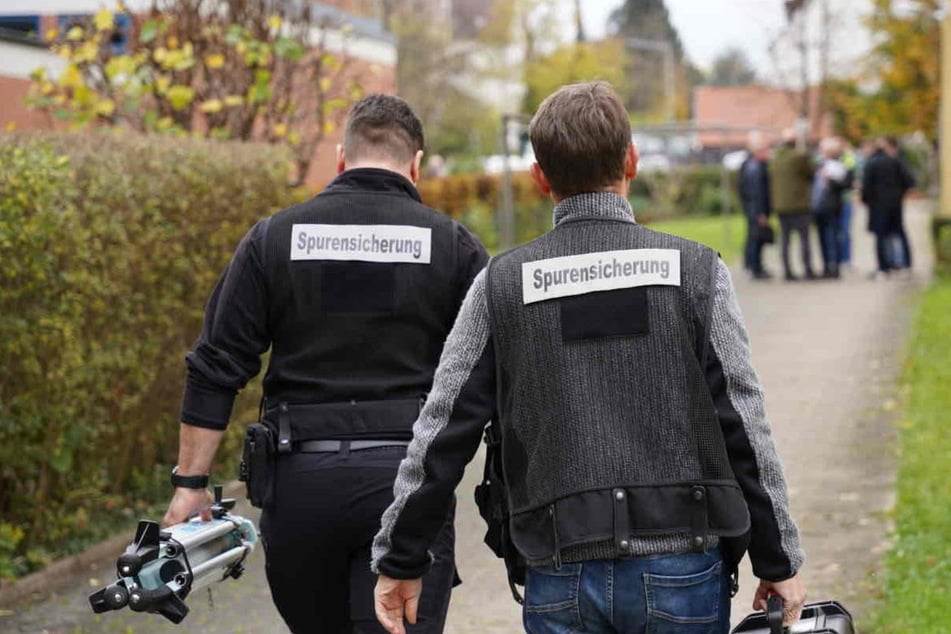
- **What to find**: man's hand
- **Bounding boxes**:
[757,213,768,226]
[374,575,422,634]
[753,574,807,626]
[162,487,214,527]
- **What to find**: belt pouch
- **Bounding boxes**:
[239,422,276,508]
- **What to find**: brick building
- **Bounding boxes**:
[692,84,833,152]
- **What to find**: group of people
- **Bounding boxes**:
[739,130,916,282]
[163,82,805,634]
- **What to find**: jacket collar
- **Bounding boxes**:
[324,167,422,202]
[552,192,635,227]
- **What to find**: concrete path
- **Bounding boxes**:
[0,201,932,633]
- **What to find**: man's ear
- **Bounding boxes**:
[530,162,552,196]
[409,150,424,185]
[625,143,639,181]
[336,144,346,175]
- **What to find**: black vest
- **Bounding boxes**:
[261,169,460,441]
[486,201,750,565]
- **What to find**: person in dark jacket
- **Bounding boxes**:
[771,128,817,281]
[162,94,488,633]
[372,82,806,634]
[739,132,773,279]
[862,136,915,276]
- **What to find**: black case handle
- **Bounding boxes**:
[767,594,785,634]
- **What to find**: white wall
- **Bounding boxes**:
[0,40,65,79]
[315,27,396,66]
[0,1,150,14]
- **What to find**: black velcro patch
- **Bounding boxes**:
[321,262,395,314]
[560,287,649,342]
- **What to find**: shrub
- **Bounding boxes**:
[0,131,294,577]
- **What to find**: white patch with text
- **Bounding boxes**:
[290,224,432,264]
[521,248,681,304]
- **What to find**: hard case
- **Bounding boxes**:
[732,599,855,634]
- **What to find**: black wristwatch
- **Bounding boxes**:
[170,466,209,489]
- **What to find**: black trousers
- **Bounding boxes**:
[744,218,765,274]
[779,212,815,278]
[260,445,456,634]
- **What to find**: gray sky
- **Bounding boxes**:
[579,0,788,72]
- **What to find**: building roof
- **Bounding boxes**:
[693,84,832,148]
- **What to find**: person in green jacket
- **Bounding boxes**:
[770,128,817,281]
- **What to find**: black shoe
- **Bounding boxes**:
[785,273,800,282]
[804,271,819,281]
[752,270,772,280]
[822,269,840,279]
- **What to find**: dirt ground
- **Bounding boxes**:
[0,201,932,633]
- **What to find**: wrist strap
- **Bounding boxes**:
[171,466,209,489]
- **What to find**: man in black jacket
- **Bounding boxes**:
[738,132,773,280]
[862,136,915,276]
[162,94,488,633]
[372,83,806,634]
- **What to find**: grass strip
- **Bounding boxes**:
[869,275,951,633]
[648,213,745,267]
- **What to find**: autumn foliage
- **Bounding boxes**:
[28,1,363,182]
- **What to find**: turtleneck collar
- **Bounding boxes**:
[552,192,636,227]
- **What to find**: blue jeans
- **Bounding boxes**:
[522,550,730,634]
[838,199,852,264]
[815,212,841,275]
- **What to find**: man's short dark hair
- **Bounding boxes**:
[344,94,424,165]
[529,82,631,198]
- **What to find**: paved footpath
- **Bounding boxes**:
[1,201,932,633]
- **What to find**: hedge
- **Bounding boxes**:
[0,132,295,579]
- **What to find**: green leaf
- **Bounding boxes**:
[274,37,304,62]
[140,19,160,44]
[50,447,73,474]
[165,85,194,111]
[225,24,244,46]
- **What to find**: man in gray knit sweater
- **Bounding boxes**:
[371,82,806,634]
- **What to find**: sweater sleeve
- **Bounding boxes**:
[705,259,805,581]
[372,269,497,578]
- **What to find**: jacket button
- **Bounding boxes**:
[619,539,630,551]
[615,490,625,501]
[693,536,704,548]
[692,487,704,501]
